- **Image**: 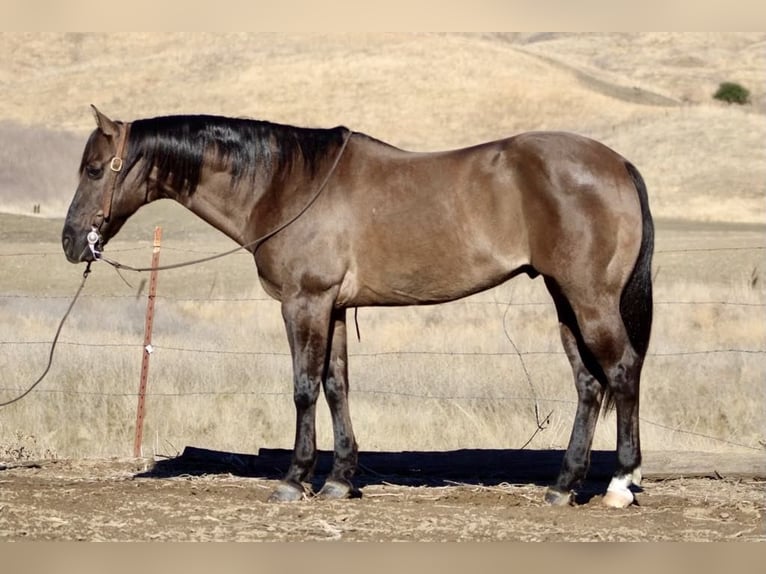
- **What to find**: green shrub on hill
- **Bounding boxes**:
[713,82,750,105]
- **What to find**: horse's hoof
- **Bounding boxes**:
[544,488,573,506]
[318,480,360,499]
[602,488,635,508]
[267,482,306,503]
[603,474,637,508]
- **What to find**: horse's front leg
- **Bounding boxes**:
[317,308,359,499]
[268,291,335,503]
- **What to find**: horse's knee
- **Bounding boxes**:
[323,376,347,408]
[293,374,320,410]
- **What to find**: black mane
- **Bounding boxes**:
[117,115,347,194]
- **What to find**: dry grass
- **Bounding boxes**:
[0,215,763,460]
[0,33,764,461]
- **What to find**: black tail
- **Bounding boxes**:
[619,161,654,359]
[601,162,653,414]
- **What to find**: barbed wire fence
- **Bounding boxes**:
[1,242,764,455]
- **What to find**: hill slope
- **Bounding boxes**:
[0,32,763,222]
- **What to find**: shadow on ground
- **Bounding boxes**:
[139,447,621,503]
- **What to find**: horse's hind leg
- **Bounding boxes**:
[544,278,605,506]
[599,339,643,508]
[544,277,643,508]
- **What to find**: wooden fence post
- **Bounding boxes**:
[133,226,162,458]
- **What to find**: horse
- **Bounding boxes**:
[63,106,653,508]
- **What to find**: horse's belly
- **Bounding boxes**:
[342,246,528,307]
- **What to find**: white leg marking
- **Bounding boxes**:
[603,474,635,508]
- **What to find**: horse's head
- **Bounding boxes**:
[62,106,143,263]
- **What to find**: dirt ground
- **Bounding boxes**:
[0,457,763,542]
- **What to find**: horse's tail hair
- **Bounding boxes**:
[603,162,654,413]
[620,161,654,359]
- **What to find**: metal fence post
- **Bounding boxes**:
[133,226,162,458]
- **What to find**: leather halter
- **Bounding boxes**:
[99,122,131,225]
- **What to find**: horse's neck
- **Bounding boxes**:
[178,170,260,246]
[169,142,331,247]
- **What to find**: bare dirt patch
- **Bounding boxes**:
[1,458,762,542]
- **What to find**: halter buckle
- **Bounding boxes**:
[110,157,124,172]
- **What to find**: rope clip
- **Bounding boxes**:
[87,227,102,260]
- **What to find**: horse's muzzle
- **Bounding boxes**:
[62,225,96,263]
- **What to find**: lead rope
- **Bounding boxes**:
[92,130,353,273]
[0,263,92,408]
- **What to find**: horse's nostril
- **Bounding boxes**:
[62,234,75,255]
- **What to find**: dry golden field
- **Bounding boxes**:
[1,32,764,463]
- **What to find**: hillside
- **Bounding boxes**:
[0,32,764,222]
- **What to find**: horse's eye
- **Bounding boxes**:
[86,165,104,180]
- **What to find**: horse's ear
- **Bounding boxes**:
[91,105,120,138]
